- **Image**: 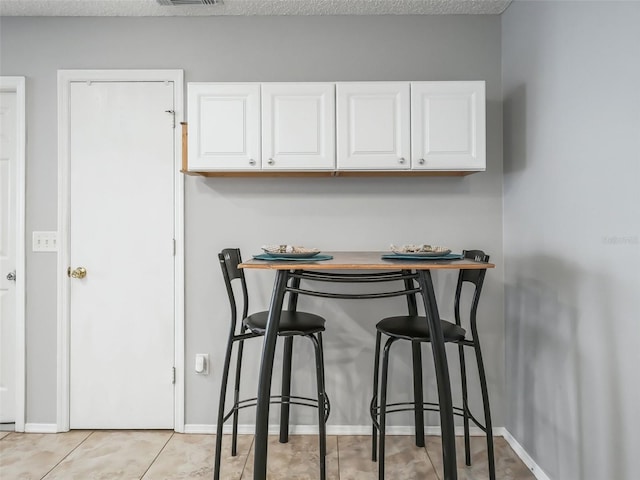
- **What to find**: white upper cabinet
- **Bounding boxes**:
[186,81,486,175]
[411,81,485,171]
[261,83,335,170]
[187,83,260,171]
[336,82,411,170]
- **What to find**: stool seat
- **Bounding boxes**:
[376,315,466,342]
[245,311,326,336]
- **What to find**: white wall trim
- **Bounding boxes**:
[56,69,185,433]
[24,423,58,434]
[502,429,551,480]
[172,71,186,434]
[184,424,218,434]
[0,76,26,433]
[184,423,504,437]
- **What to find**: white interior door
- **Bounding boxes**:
[0,91,17,426]
[69,81,175,429]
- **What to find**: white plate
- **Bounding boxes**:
[262,251,321,259]
[391,250,451,257]
[261,245,320,256]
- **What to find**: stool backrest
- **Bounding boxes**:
[218,248,250,330]
[454,249,490,333]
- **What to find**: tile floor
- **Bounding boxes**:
[0,431,536,479]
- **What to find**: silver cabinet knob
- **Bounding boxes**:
[399,157,406,164]
[268,158,275,166]
[419,158,426,165]
[249,159,256,166]
[6,271,16,281]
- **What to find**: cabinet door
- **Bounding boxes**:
[411,81,485,171]
[262,83,335,170]
[187,83,260,171]
[336,82,410,170]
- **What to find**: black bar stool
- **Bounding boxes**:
[370,250,495,480]
[214,248,330,480]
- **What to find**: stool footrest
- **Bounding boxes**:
[369,400,488,432]
[224,394,330,424]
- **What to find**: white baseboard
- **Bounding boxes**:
[24,423,59,433]
[183,424,216,434]
[502,429,551,480]
[184,424,503,437]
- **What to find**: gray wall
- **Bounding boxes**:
[502,2,640,479]
[0,15,504,429]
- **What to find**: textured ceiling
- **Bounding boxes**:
[0,0,512,16]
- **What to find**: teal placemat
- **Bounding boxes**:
[381,253,464,261]
[253,253,334,261]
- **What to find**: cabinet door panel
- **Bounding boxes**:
[337,82,410,170]
[262,83,335,170]
[188,83,260,171]
[411,81,485,171]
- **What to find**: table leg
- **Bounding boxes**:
[254,270,290,480]
[417,270,457,480]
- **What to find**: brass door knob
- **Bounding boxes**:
[70,267,87,279]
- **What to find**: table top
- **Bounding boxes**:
[239,251,495,271]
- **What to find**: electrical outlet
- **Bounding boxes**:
[195,354,209,375]
[33,231,58,252]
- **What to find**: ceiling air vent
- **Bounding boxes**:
[157,0,222,5]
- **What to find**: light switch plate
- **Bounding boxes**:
[33,231,58,252]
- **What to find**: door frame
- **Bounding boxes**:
[0,76,26,432]
[56,70,185,432]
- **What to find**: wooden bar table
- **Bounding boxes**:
[239,251,495,480]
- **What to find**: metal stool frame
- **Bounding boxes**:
[369,250,495,480]
[214,249,330,480]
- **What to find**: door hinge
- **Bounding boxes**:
[171,367,176,384]
[172,238,176,256]
[165,109,176,128]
